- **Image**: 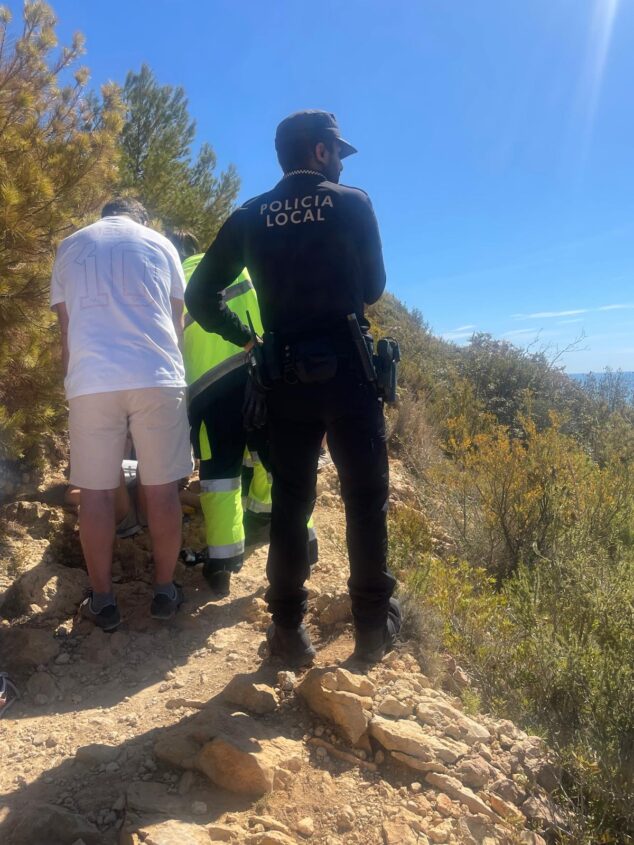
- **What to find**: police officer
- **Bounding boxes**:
[186,110,400,666]
[167,231,274,593]
[169,229,318,595]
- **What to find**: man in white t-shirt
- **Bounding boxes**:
[51,197,193,630]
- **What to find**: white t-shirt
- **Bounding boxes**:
[50,215,187,399]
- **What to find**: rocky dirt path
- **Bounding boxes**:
[0,465,558,845]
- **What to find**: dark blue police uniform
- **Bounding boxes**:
[185,112,398,655]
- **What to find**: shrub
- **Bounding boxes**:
[0,1,123,468]
[391,508,634,841]
[435,412,634,581]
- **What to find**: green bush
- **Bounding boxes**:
[391,507,634,841]
[434,412,634,581]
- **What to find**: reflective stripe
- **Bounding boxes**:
[223,279,254,302]
[187,352,246,403]
[184,280,254,331]
[308,526,317,542]
[200,477,241,493]
[207,540,245,559]
[246,497,272,514]
[243,451,258,468]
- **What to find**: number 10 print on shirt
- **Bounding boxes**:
[76,241,156,309]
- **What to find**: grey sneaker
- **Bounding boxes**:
[79,592,121,632]
[150,583,184,620]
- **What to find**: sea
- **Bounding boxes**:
[570,371,634,400]
[570,371,634,388]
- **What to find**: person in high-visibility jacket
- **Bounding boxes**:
[168,231,316,595]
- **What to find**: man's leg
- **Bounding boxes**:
[70,391,128,630]
[114,471,131,524]
[194,371,249,592]
[79,488,117,592]
[143,481,183,584]
[245,452,272,519]
[128,387,193,617]
[327,383,397,637]
[250,429,318,564]
[266,410,324,628]
[243,433,272,547]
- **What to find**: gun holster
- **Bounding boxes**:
[373,337,400,403]
[246,341,272,391]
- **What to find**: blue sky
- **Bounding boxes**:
[14,0,634,371]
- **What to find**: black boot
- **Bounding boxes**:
[267,623,316,668]
[203,562,231,597]
[352,597,401,664]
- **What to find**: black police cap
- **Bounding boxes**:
[275,110,358,159]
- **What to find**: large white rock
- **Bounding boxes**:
[321,667,375,697]
[297,668,373,744]
[369,716,469,765]
[153,707,302,797]
[415,693,491,745]
[196,719,302,797]
[425,772,499,821]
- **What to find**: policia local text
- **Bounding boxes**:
[260,193,334,227]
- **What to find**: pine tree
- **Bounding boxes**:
[118,64,240,247]
[0,1,123,471]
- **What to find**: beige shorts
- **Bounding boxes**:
[69,387,193,490]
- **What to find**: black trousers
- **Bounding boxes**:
[265,365,396,630]
[189,368,269,478]
[189,368,268,573]
[189,367,318,573]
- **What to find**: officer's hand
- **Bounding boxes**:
[244,340,255,353]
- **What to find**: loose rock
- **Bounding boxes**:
[223,676,279,714]
[378,696,413,718]
[369,716,469,765]
[296,817,315,838]
[298,668,373,744]
[425,772,499,821]
[139,820,211,845]
[75,744,119,766]
[196,715,302,796]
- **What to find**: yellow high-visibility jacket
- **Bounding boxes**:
[182,254,263,403]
